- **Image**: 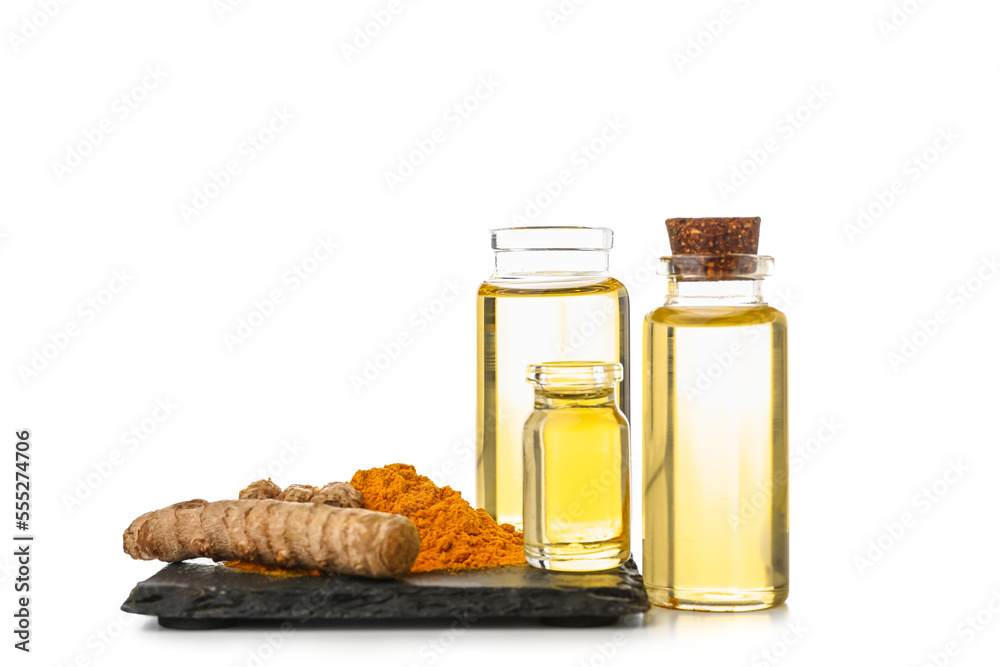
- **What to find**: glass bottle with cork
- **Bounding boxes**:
[643,217,789,611]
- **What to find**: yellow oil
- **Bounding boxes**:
[477,278,629,528]
[643,304,788,611]
[523,381,630,571]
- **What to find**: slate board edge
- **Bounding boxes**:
[122,560,651,623]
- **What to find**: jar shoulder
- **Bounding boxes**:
[644,303,786,328]
[479,276,628,297]
[526,405,628,426]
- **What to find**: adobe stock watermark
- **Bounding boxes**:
[54,609,142,667]
[877,0,932,41]
[544,0,592,31]
[843,126,958,244]
[618,242,671,296]
[728,417,842,531]
[61,398,179,514]
[350,279,466,394]
[213,0,251,20]
[233,622,296,667]
[339,0,417,63]
[51,65,168,182]
[716,84,833,202]
[576,632,628,667]
[671,0,758,73]
[509,116,627,225]
[750,620,808,667]
[224,234,339,352]
[554,297,622,358]
[917,589,1000,667]
[245,438,307,484]
[547,469,625,537]
[424,434,475,489]
[551,240,664,358]
[178,106,295,223]
[886,254,996,372]
[384,75,500,192]
[405,613,478,666]
[854,459,969,574]
[0,554,18,587]
[790,416,843,473]
[7,0,72,53]
[17,268,134,385]
[681,285,797,399]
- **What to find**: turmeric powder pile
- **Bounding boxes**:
[350,464,525,573]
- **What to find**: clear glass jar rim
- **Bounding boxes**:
[492,226,613,251]
[658,254,774,279]
[526,361,622,386]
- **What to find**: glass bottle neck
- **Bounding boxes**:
[665,278,765,307]
[533,389,617,409]
[493,249,609,279]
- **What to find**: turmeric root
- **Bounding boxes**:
[310,482,363,508]
[239,479,281,500]
[240,480,363,508]
[123,498,419,578]
[277,484,316,502]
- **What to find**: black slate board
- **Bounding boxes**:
[122,559,649,629]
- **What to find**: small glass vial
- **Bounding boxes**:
[522,361,630,572]
[643,217,788,611]
[477,227,630,529]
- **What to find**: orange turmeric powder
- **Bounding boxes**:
[350,464,525,573]
[223,560,323,577]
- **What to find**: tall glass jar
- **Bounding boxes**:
[477,227,629,529]
[523,361,630,572]
[643,254,788,611]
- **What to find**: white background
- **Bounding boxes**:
[2,1,999,665]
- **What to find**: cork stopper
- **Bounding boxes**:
[664,217,762,280]
[666,217,760,255]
